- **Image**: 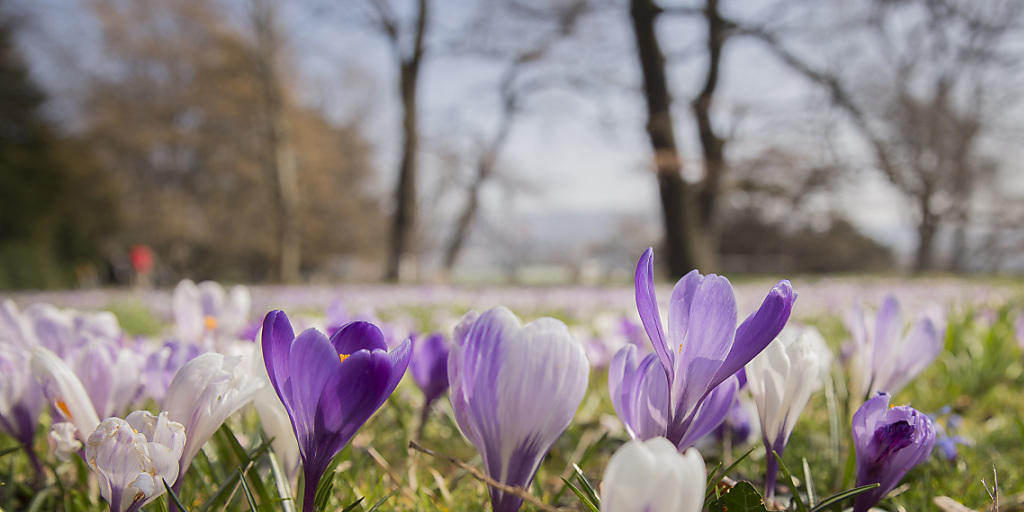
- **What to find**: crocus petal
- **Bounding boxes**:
[600,438,705,512]
[871,296,903,375]
[675,375,737,450]
[672,274,737,421]
[31,345,101,442]
[876,317,940,395]
[711,280,795,389]
[262,310,296,399]
[450,307,589,512]
[635,248,673,375]
[330,321,388,354]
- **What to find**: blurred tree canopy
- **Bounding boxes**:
[0,15,120,289]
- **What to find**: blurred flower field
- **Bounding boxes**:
[2,263,1024,512]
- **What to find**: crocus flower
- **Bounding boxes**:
[609,248,796,450]
[86,411,186,512]
[262,310,411,511]
[846,296,941,400]
[600,437,705,512]
[448,307,589,512]
[1015,309,1024,352]
[411,333,450,408]
[251,339,300,483]
[173,279,251,347]
[852,393,935,512]
[68,339,145,419]
[0,343,45,473]
[163,352,262,485]
[31,345,102,449]
[745,325,832,498]
[142,340,202,403]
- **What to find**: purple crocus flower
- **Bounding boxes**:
[411,333,449,408]
[609,248,795,450]
[852,393,935,512]
[448,307,589,512]
[262,310,410,511]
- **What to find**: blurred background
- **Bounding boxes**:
[1,0,1023,289]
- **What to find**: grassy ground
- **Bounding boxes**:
[1,296,1022,511]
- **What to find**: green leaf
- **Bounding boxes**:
[571,463,601,506]
[0,446,20,459]
[773,451,808,512]
[313,451,347,512]
[802,457,817,507]
[708,481,769,512]
[164,479,191,512]
[808,483,880,512]
[705,447,756,507]
[560,476,600,512]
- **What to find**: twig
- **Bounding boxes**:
[408,441,566,512]
[365,445,418,502]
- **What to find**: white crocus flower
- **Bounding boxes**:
[31,345,101,446]
[163,352,262,481]
[745,324,832,499]
[600,437,706,512]
[86,411,185,512]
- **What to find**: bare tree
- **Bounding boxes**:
[248,0,301,282]
[629,0,736,277]
[365,0,430,281]
[441,0,589,273]
[741,0,1022,272]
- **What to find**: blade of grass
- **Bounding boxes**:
[571,464,600,506]
[808,483,879,512]
[560,477,599,512]
[802,457,816,507]
[238,469,259,511]
[366,490,398,512]
[267,450,296,512]
[773,451,807,512]
[164,479,191,512]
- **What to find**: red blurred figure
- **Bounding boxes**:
[130,244,154,287]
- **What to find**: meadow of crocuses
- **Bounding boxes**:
[2,248,1024,512]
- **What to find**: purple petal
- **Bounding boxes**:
[635,248,673,376]
[608,345,640,433]
[287,329,340,444]
[330,321,388,355]
[884,317,940,394]
[667,270,703,349]
[673,274,737,420]
[675,375,738,450]
[871,296,904,374]
[262,310,295,398]
[711,280,795,389]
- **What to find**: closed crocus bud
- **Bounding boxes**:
[86,411,185,512]
[163,352,262,484]
[411,333,449,407]
[449,307,589,512]
[852,393,935,512]
[746,325,832,498]
[262,310,411,512]
[600,437,705,512]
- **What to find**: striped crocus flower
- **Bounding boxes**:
[262,310,410,512]
[448,307,589,512]
[610,248,796,451]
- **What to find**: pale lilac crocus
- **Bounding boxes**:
[847,296,941,400]
[30,345,102,454]
[600,437,705,512]
[411,333,450,408]
[852,393,935,512]
[448,307,589,512]
[746,325,832,498]
[262,310,411,511]
[0,343,45,474]
[1015,309,1024,352]
[173,279,251,348]
[163,352,262,486]
[86,411,186,512]
[609,248,796,450]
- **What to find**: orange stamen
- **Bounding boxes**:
[56,400,72,419]
[204,315,218,331]
[339,353,350,364]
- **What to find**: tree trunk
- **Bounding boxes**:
[913,194,938,273]
[629,0,711,278]
[385,0,429,282]
[252,0,300,283]
[691,0,727,271]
